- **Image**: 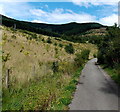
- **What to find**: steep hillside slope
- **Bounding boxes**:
[2,26,97,86]
[2,26,98,110]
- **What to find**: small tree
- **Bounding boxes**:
[65,44,74,54]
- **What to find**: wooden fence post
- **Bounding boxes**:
[6,69,10,88]
[32,65,35,76]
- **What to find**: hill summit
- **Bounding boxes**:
[2,15,106,38]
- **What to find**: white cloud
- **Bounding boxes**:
[99,14,118,26]
[30,8,96,24]
[0,1,118,26]
[31,20,47,23]
[31,8,118,26]
[30,9,47,17]
[71,0,119,6]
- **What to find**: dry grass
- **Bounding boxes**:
[2,26,97,88]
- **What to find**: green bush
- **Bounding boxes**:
[97,51,105,64]
[59,43,63,48]
[65,85,76,92]
[2,53,10,62]
[74,53,84,67]
[26,36,32,40]
[42,38,45,42]
[26,34,37,40]
[32,34,37,39]
[3,34,7,40]
[52,61,59,73]
[54,43,57,46]
[55,38,61,41]
[80,49,90,60]
[74,49,90,67]
[93,54,97,58]
[47,37,52,43]
[55,47,58,54]
[65,44,74,54]
[70,79,78,85]
[59,97,71,106]
[11,35,16,39]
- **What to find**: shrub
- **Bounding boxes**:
[2,53,10,62]
[59,97,71,106]
[32,34,37,39]
[3,34,7,40]
[97,51,105,64]
[81,49,90,60]
[47,37,52,43]
[74,49,90,67]
[12,35,16,39]
[55,47,58,54]
[70,79,78,85]
[23,51,29,56]
[26,36,32,40]
[52,61,59,73]
[54,43,57,46]
[59,43,63,48]
[74,53,84,67]
[26,34,37,40]
[65,85,76,92]
[93,53,97,58]
[65,44,74,54]
[42,38,45,42]
[55,38,61,41]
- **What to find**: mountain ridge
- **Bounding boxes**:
[2,15,107,43]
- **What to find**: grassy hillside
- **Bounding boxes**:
[2,25,97,110]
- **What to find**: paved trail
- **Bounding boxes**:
[69,58,119,111]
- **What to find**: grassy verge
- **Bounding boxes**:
[50,66,83,110]
[101,65,120,85]
[2,66,83,111]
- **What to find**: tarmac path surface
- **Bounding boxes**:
[69,58,119,111]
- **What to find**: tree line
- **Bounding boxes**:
[97,24,120,68]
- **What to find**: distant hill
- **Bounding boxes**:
[2,15,107,42]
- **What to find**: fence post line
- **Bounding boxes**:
[32,65,35,76]
[6,69,10,88]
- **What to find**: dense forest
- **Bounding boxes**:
[2,15,105,40]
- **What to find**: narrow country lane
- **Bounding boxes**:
[69,58,119,111]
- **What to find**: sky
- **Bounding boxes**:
[0,0,119,26]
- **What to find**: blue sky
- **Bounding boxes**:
[0,0,119,26]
